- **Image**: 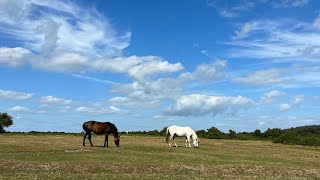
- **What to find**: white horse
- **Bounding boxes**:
[166,125,199,148]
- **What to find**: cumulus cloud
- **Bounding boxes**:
[41,96,72,105]
[190,60,227,83]
[280,103,291,111]
[280,94,304,111]
[165,94,255,116]
[0,47,31,67]
[0,89,33,100]
[260,90,285,104]
[8,106,31,112]
[0,0,186,83]
[36,18,60,53]
[109,60,227,108]
[233,68,285,85]
[109,91,160,108]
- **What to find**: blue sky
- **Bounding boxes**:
[1,0,320,133]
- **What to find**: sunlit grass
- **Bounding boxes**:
[0,134,319,179]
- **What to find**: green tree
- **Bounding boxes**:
[264,128,282,139]
[228,130,236,139]
[207,127,225,139]
[253,129,262,137]
[0,112,13,133]
[196,130,206,138]
[160,127,167,136]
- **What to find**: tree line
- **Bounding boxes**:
[1,112,319,146]
[123,125,320,146]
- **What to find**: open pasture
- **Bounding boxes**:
[0,134,319,179]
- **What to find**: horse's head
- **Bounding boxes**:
[193,139,199,148]
[115,135,120,147]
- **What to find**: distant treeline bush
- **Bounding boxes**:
[121,125,320,146]
[5,131,81,136]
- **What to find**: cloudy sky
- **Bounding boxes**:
[1,0,320,133]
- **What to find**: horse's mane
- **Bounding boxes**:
[107,122,118,133]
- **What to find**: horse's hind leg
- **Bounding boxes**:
[83,131,90,146]
[169,134,174,147]
[88,133,93,147]
[185,137,188,147]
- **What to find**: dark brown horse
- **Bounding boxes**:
[82,121,120,147]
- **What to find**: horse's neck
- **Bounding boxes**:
[112,131,118,138]
[191,131,198,140]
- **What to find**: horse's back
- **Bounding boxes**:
[168,125,194,136]
[83,121,114,135]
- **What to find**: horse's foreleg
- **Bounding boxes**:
[104,134,108,147]
[185,137,188,147]
[83,134,87,146]
[88,133,93,147]
[169,135,174,147]
[186,136,191,147]
[173,135,177,147]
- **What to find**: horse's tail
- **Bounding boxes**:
[166,127,170,143]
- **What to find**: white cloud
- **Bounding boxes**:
[280,103,291,111]
[233,68,285,85]
[41,96,72,105]
[190,60,227,83]
[291,94,304,105]
[206,0,254,18]
[127,60,183,81]
[165,94,255,116]
[270,0,309,8]
[313,16,320,29]
[109,60,227,108]
[0,89,33,100]
[260,90,285,104]
[0,47,31,67]
[36,18,60,53]
[109,91,160,108]
[8,106,31,112]
[228,18,320,61]
[234,23,252,39]
[280,94,304,111]
[72,74,115,85]
[74,105,122,114]
[0,0,131,56]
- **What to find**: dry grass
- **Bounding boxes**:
[0,134,319,179]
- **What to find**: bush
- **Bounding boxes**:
[298,136,320,146]
[206,127,226,139]
[274,130,298,144]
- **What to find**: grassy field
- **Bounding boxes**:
[0,134,319,179]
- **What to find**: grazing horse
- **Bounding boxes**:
[82,121,120,147]
[166,125,199,148]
